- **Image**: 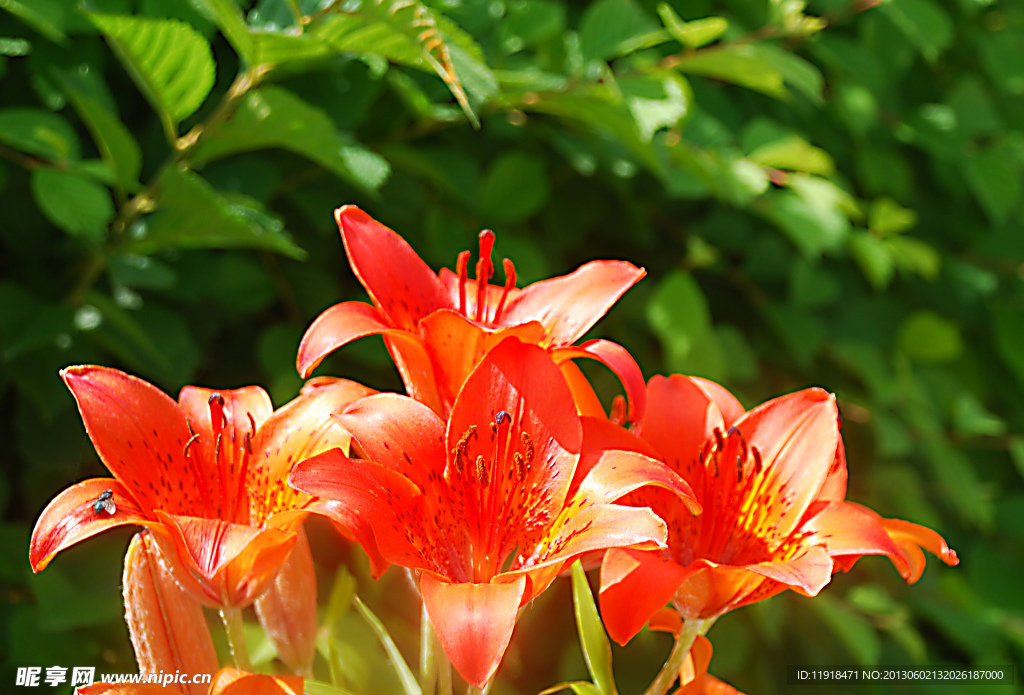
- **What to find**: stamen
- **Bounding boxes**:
[456,250,471,316]
[183,433,200,458]
[475,455,488,486]
[208,392,227,428]
[495,410,511,425]
[491,258,517,324]
[752,446,763,474]
[453,425,477,473]
[474,230,495,323]
[520,432,535,470]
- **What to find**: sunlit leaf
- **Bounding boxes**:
[88,13,215,138]
[570,561,618,695]
[353,595,421,695]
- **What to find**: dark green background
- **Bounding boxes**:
[1,0,1021,692]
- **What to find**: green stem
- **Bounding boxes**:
[642,618,705,695]
[420,602,438,695]
[437,645,453,695]
[220,607,253,672]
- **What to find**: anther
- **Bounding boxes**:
[208,392,227,428]
[713,427,725,453]
[475,455,488,486]
[520,432,535,468]
[752,447,763,473]
[495,411,511,425]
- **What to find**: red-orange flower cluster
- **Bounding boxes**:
[29,206,959,694]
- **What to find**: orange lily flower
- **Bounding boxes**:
[289,339,699,688]
[122,532,219,695]
[296,205,647,422]
[75,667,302,695]
[598,375,959,645]
[29,366,374,609]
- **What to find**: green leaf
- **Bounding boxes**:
[89,13,215,139]
[992,304,1024,384]
[305,682,361,695]
[756,44,824,104]
[497,0,565,53]
[187,0,255,63]
[193,86,390,192]
[965,147,1021,225]
[620,72,691,141]
[647,269,725,379]
[570,561,618,695]
[0,0,79,43]
[812,596,881,666]
[578,0,667,62]
[675,45,786,99]
[127,167,305,258]
[868,197,917,236]
[749,135,834,175]
[538,683,604,695]
[848,231,895,290]
[312,1,485,126]
[0,107,79,162]
[657,5,727,48]
[30,169,113,243]
[881,0,953,62]
[353,596,422,695]
[762,175,852,258]
[898,310,962,364]
[886,235,940,279]
[478,152,550,223]
[50,66,142,193]
[980,29,1024,95]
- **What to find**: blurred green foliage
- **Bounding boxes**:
[1,0,1022,692]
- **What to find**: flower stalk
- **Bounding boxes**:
[220,607,252,672]
[642,618,705,695]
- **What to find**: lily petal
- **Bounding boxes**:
[61,366,198,515]
[211,667,303,695]
[337,205,448,330]
[599,548,691,645]
[295,301,394,378]
[502,260,645,345]
[531,503,668,573]
[559,360,607,420]
[248,376,376,525]
[254,528,318,674]
[123,533,219,695]
[642,375,726,479]
[734,388,839,541]
[30,478,152,572]
[574,450,700,514]
[153,511,297,607]
[879,516,959,581]
[418,309,546,410]
[333,393,447,485]
[289,449,428,572]
[420,573,527,688]
[801,501,911,578]
[552,339,647,425]
[690,377,745,426]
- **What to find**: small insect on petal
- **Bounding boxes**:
[93,489,116,515]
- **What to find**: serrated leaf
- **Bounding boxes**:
[89,13,215,139]
[30,169,113,243]
[570,561,618,695]
[313,1,481,126]
[193,86,389,191]
[0,107,79,162]
[657,5,727,48]
[51,66,141,194]
[578,0,667,62]
[353,596,421,695]
[675,44,786,98]
[128,167,305,258]
[187,0,255,62]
